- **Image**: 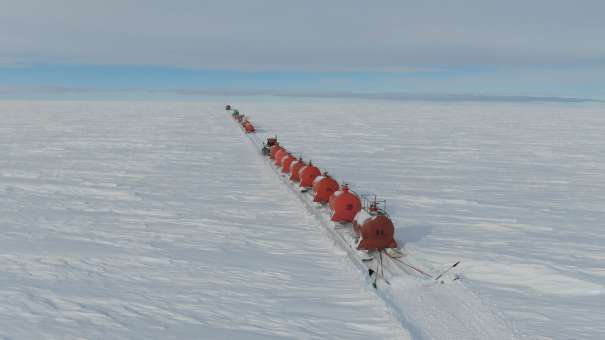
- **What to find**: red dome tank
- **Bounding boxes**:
[274,149,288,166]
[281,154,295,173]
[289,158,306,182]
[299,162,321,188]
[270,145,282,160]
[357,214,398,251]
[352,199,398,251]
[243,120,255,133]
[329,184,361,222]
[312,173,339,203]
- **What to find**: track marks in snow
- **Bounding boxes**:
[234,100,605,340]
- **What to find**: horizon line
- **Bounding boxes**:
[1,86,603,103]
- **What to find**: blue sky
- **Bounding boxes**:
[1,0,604,101]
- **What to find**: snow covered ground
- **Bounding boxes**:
[242,99,605,340]
[1,99,604,339]
[0,100,413,339]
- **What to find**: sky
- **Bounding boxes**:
[1,0,604,101]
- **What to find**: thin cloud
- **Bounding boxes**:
[1,0,604,70]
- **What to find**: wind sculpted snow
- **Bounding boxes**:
[0,101,410,339]
[1,99,604,339]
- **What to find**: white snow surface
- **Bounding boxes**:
[1,99,604,339]
[0,101,410,339]
[241,99,605,340]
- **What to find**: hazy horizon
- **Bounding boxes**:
[1,1,604,100]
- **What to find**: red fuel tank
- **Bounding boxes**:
[352,201,398,251]
[289,158,306,182]
[329,184,361,222]
[299,163,321,188]
[270,145,283,160]
[243,120,255,133]
[274,149,288,167]
[281,154,296,173]
[312,174,339,204]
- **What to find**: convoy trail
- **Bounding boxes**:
[239,115,516,340]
